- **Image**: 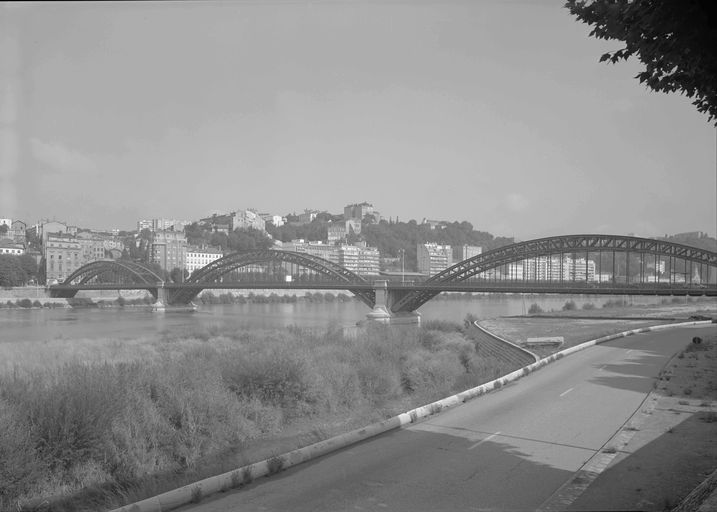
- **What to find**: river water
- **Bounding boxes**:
[0,294,678,344]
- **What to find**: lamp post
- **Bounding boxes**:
[399,249,405,284]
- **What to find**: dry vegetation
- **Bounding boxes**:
[0,320,517,511]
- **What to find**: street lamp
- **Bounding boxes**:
[399,249,405,284]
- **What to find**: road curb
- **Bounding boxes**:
[110,319,713,512]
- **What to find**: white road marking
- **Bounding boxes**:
[469,431,501,450]
[560,387,574,397]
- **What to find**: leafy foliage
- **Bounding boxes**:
[184,223,272,253]
[565,0,717,123]
[363,220,513,271]
[0,255,30,286]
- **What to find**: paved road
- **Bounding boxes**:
[183,325,713,512]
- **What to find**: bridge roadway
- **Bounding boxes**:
[180,324,714,512]
[48,280,717,297]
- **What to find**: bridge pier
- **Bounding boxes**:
[366,281,421,326]
[152,286,167,312]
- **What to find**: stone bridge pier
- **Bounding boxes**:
[366,280,420,325]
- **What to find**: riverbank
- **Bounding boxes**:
[1,319,524,511]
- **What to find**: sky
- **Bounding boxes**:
[1,0,715,241]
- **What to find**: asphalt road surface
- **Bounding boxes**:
[182,325,713,512]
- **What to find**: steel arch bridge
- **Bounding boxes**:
[49,260,164,298]
[389,234,717,312]
[48,235,717,311]
[168,249,375,307]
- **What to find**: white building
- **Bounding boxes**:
[417,243,453,276]
[0,241,24,255]
[507,256,597,281]
[280,240,380,275]
[186,246,224,275]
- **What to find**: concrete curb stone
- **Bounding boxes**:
[110,320,713,512]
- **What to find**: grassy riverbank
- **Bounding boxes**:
[0,320,519,511]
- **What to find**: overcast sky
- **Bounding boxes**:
[1,0,715,240]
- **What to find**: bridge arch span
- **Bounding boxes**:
[171,249,375,306]
[392,234,717,312]
[61,260,163,286]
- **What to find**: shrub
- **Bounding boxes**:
[528,303,543,314]
[16,298,33,308]
[422,320,462,333]
[463,313,479,329]
[67,297,96,308]
[562,300,577,311]
[582,302,596,310]
[400,349,464,398]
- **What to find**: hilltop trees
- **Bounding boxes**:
[565,0,717,123]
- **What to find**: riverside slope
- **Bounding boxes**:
[179,324,715,512]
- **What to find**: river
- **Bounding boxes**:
[0,294,678,344]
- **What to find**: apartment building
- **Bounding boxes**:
[514,256,597,281]
[417,243,453,276]
[151,230,187,272]
[186,246,224,275]
[280,241,380,275]
[45,234,82,283]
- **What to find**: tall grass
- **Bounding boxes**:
[0,322,516,511]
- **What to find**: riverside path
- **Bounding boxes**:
[179,324,715,512]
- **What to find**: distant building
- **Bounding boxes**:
[341,244,380,275]
[421,219,449,230]
[345,218,361,236]
[233,209,266,231]
[297,209,320,225]
[0,241,24,255]
[137,219,191,233]
[344,202,379,223]
[200,214,233,234]
[151,230,187,272]
[44,234,82,283]
[328,223,347,244]
[279,240,380,275]
[137,219,153,232]
[417,243,453,276]
[186,246,224,275]
[10,220,26,244]
[76,232,125,264]
[29,220,68,244]
[76,235,107,264]
[455,245,482,262]
[259,213,285,228]
[515,256,596,282]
